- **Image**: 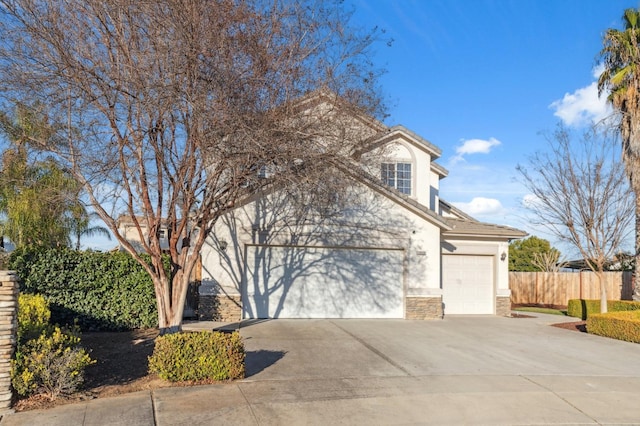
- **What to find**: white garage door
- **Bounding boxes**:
[442,254,494,314]
[243,245,404,319]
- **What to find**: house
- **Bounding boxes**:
[116,215,171,252]
[198,96,527,321]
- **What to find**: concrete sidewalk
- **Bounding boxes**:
[3,374,640,425]
[2,314,640,425]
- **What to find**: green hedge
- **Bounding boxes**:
[566,299,640,320]
[148,331,245,382]
[587,311,640,343]
[9,247,158,331]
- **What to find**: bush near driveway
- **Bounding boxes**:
[148,331,245,382]
[567,299,640,320]
[587,311,640,344]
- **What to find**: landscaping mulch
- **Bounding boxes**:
[551,320,587,333]
[13,329,173,412]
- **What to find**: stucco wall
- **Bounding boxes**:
[441,237,512,312]
[201,181,443,318]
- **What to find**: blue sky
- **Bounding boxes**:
[350,0,640,257]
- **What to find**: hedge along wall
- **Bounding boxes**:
[9,248,158,331]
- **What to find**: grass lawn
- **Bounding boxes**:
[513,306,567,316]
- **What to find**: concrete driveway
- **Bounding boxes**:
[3,314,640,425]
[242,314,640,379]
[235,314,640,425]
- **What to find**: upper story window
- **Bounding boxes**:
[381,162,412,195]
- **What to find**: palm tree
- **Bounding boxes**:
[0,104,84,248]
[598,8,640,300]
[70,209,111,251]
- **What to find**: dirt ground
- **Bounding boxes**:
[13,328,176,412]
[551,320,588,333]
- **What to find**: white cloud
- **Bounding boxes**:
[521,193,540,208]
[451,197,505,217]
[549,66,612,127]
[450,137,501,164]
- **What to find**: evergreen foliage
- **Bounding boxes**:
[10,247,158,331]
[148,331,245,382]
[509,236,560,272]
[587,310,640,343]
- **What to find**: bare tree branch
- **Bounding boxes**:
[517,124,634,312]
[0,0,387,332]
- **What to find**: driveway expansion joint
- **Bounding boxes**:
[521,375,602,425]
[329,320,411,377]
[150,390,158,426]
[237,383,260,425]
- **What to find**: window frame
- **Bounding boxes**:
[381,161,412,196]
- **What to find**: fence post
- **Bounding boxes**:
[0,271,18,413]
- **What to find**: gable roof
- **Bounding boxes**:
[438,198,527,239]
[443,217,527,240]
[292,89,387,134]
[222,92,526,240]
[331,158,452,230]
[439,199,477,221]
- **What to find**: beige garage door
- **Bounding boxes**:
[442,254,494,314]
[243,245,404,319]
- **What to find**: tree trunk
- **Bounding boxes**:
[153,261,194,335]
[597,270,608,314]
[153,274,186,335]
[635,181,640,300]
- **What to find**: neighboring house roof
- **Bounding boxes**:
[563,253,634,271]
[116,215,169,227]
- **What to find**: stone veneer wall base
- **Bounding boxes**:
[198,295,242,322]
[406,296,443,319]
[0,271,17,413]
[496,296,511,317]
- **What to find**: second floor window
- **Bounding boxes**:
[381,162,411,195]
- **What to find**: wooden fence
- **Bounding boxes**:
[509,271,634,307]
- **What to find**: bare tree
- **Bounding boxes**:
[517,124,634,313]
[0,0,387,333]
[531,251,565,273]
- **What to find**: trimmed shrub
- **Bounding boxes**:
[16,293,50,343]
[587,311,640,344]
[12,295,94,400]
[9,247,158,331]
[11,327,94,400]
[567,299,640,320]
[148,331,245,382]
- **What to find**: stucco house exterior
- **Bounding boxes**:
[198,98,526,321]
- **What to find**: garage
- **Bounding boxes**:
[242,245,405,319]
[442,254,494,314]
